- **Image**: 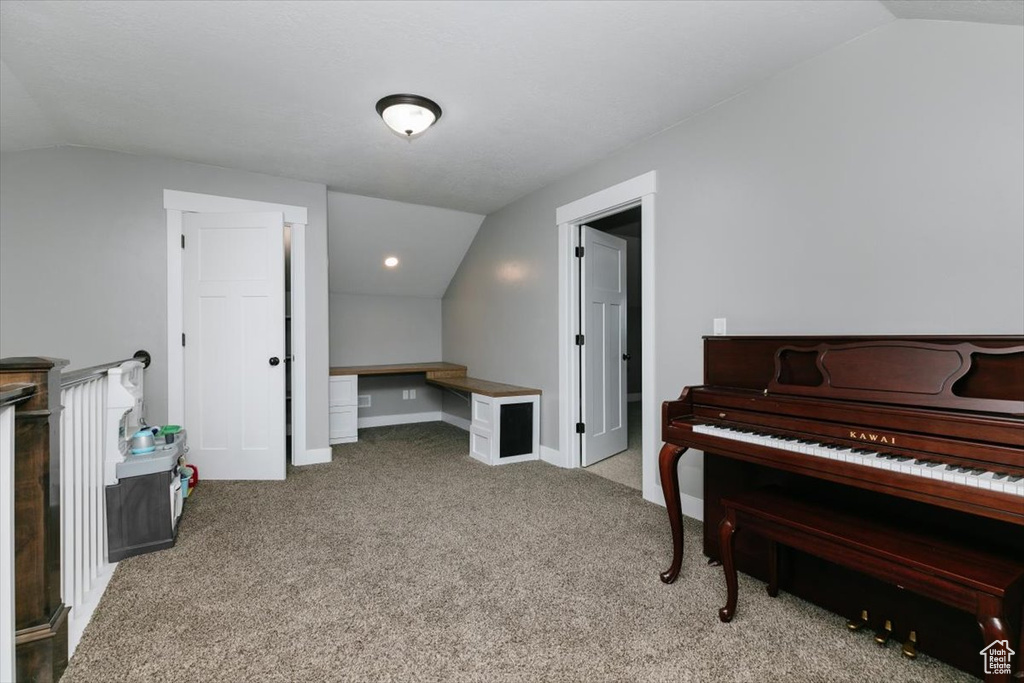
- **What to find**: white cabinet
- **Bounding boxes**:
[329,375,358,444]
[468,393,540,466]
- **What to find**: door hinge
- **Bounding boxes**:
[575,246,584,258]
[181,333,186,347]
[576,422,585,434]
[181,234,185,249]
[575,334,585,346]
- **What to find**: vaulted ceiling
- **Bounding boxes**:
[0,1,894,215]
[1,1,1019,216]
[328,192,483,298]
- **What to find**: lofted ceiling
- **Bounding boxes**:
[328,192,484,298]
[1,2,1019,216]
[881,0,1024,24]
[1,0,895,215]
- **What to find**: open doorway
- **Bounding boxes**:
[555,171,657,504]
[581,206,642,490]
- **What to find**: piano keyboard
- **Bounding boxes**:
[693,424,1024,498]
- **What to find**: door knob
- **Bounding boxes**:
[622,353,632,361]
[269,357,280,366]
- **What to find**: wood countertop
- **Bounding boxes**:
[329,361,539,398]
[427,376,541,398]
[330,362,467,378]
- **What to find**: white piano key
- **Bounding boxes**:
[691,423,1022,498]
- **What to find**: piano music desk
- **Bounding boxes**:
[718,488,1024,682]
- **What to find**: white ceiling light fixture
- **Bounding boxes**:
[383,256,399,268]
[375,94,442,139]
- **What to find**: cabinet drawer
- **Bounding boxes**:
[329,406,357,440]
[329,375,358,406]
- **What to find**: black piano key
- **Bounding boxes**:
[913,459,928,465]
[1008,475,1023,483]
[925,462,942,468]
[993,473,1008,480]
[894,456,912,462]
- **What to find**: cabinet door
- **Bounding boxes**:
[329,376,357,407]
[329,407,357,443]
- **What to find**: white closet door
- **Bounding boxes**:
[581,225,628,466]
[183,211,286,480]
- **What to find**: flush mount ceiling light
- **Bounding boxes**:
[375,94,442,139]
[383,256,399,268]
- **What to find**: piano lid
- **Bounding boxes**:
[765,340,1024,416]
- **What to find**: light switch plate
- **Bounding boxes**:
[713,318,727,336]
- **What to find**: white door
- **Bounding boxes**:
[183,211,286,480]
[581,225,628,466]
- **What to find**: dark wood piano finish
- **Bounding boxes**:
[1,357,70,683]
[659,336,1024,678]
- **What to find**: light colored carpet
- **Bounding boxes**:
[586,401,642,490]
[64,422,972,682]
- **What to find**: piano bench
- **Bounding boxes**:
[717,488,1024,682]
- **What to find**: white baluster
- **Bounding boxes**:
[61,362,139,658]
[84,382,93,598]
[74,384,85,615]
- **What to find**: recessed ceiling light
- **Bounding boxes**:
[384,256,399,268]
[375,94,442,138]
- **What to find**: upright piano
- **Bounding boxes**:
[658,336,1023,678]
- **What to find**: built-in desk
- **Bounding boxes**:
[329,361,468,379]
[427,375,540,398]
[328,362,540,465]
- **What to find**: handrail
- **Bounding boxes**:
[60,350,151,388]
[0,382,36,408]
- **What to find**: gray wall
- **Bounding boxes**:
[443,20,1024,500]
[329,293,442,366]
[357,375,442,420]
[0,145,331,451]
[329,292,445,420]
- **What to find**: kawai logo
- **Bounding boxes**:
[849,430,897,445]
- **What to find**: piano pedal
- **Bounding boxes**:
[707,558,722,567]
[846,609,869,631]
[874,619,893,646]
[901,630,918,659]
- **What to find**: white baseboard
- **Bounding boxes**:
[294,446,332,466]
[680,492,703,522]
[358,411,442,429]
[540,445,564,467]
[441,412,471,431]
[643,487,703,523]
[67,564,116,657]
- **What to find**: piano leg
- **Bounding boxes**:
[719,509,738,623]
[658,443,688,584]
[976,597,1013,683]
[766,539,779,598]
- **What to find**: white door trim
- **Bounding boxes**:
[163,190,319,468]
[556,172,662,506]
